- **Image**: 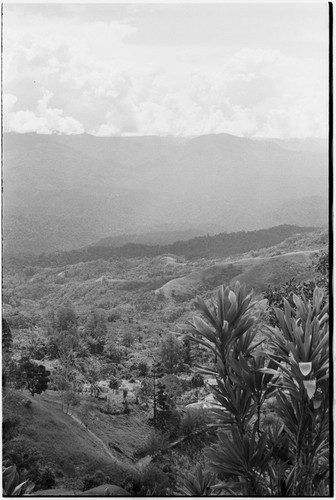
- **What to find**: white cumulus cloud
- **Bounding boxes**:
[7,91,84,135]
[3,5,328,138]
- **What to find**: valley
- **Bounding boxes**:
[2,224,329,495]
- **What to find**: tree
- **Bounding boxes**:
[63,390,80,415]
[162,374,182,403]
[85,310,107,354]
[139,377,154,403]
[18,358,50,396]
[78,358,103,397]
[56,304,78,332]
[160,333,183,374]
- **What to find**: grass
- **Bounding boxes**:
[2,389,148,490]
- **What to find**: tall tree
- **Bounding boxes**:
[160,333,183,374]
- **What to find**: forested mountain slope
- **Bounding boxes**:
[3,132,328,255]
[6,224,318,268]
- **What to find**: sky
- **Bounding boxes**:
[3,2,329,138]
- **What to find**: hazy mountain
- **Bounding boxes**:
[93,228,216,248]
[3,132,328,255]
[262,138,328,154]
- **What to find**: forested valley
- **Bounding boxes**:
[2,226,330,496]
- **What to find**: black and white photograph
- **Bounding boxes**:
[2,1,331,496]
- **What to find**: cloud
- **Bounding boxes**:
[3,6,328,138]
[7,91,84,134]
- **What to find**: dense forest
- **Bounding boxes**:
[8,224,317,268]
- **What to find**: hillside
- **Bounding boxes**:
[93,228,217,248]
[156,250,316,299]
[3,227,327,322]
[2,227,329,495]
[9,225,320,268]
[3,132,328,255]
[3,389,150,491]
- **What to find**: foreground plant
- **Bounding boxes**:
[2,464,34,496]
[178,281,329,496]
[263,287,330,495]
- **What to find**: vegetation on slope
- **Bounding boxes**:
[2,230,329,496]
[8,224,318,268]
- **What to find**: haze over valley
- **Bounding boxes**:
[3,132,328,255]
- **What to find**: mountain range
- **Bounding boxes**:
[3,132,328,255]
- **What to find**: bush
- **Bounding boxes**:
[156,408,181,439]
[180,408,208,437]
[82,470,111,491]
[135,431,169,459]
[4,438,42,482]
[183,282,330,496]
[122,331,134,348]
[126,465,170,496]
[138,361,149,377]
[107,309,121,322]
[2,417,21,443]
[34,466,56,490]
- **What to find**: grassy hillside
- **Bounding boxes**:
[2,390,138,490]
[156,250,316,299]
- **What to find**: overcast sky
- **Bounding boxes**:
[3,2,329,138]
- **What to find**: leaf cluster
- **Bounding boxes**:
[179,281,330,496]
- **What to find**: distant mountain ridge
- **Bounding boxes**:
[16,224,318,267]
[3,132,328,255]
[93,228,218,248]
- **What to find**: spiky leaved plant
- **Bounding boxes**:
[178,281,330,496]
[2,464,35,496]
[262,287,330,496]
[175,464,217,496]
[180,282,278,495]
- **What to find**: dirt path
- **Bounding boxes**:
[224,248,319,265]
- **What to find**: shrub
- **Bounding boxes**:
[138,361,149,377]
[2,417,21,443]
[82,470,111,491]
[34,466,56,490]
[122,331,134,348]
[4,438,42,482]
[182,281,329,496]
[135,431,169,459]
[126,465,170,496]
[107,309,121,322]
[180,408,208,437]
[176,464,217,496]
